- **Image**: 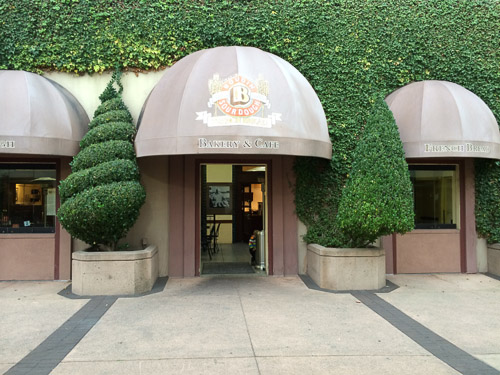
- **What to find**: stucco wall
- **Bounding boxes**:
[45,71,166,125]
[396,230,461,273]
[0,235,55,280]
[124,156,169,277]
[464,159,478,273]
[297,220,308,274]
[476,238,488,273]
[58,157,73,280]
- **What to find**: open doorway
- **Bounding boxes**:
[200,163,267,275]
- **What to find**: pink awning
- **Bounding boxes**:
[386,80,500,159]
[136,46,332,159]
[0,70,88,156]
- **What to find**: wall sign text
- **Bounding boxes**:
[198,138,279,150]
[0,140,15,149]
[424,143,490,154]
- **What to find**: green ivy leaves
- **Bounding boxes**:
[475,160,500,244]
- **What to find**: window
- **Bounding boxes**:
[0,163,56,233]
[410,165,459,229]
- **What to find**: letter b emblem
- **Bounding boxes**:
[230,85,250,106]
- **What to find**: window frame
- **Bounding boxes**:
[0,160,59,234]
[409,163,460,230]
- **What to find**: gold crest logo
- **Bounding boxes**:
[196,73,281,128]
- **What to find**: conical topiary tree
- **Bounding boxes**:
[57,71,146,251]
[336,97,414,248]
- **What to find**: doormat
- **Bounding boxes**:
[202,262,255,275]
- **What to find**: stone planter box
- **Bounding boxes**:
[487,243,500,277]
[72,245,158,296]
[307,244,385,291]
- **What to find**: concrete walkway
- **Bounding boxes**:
[1,274,499,374]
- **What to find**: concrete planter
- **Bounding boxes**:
[307,244,386,291]
[487,243,500,277]
[72,245,158,296]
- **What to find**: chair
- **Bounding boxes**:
[202,231,212,260]
[207,222,221,256]
[202,215,215,260]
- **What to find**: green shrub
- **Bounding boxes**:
[58,71,146,250]
[80,122,136,149]
[475,159,500,244]
[70,140,135,172]
[294,157,350,247]
[88,110,133,130]
[336,98,414,248]
[93,97,128,118]
[57,181,146,247]
[59,159,140,203]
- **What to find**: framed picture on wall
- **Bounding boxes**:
[207,183,232,214]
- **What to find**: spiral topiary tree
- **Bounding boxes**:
[336,97,414,248]
[57,71,146,251]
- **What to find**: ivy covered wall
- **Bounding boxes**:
[1,0,499,246]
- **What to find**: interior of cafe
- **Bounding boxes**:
[200,164,267,275]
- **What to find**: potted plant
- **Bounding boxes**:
[57,71,154,296]
[307,98,414,290]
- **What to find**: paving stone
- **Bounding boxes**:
[352,291,499,375]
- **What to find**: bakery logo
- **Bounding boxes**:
[196,74,281,128]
